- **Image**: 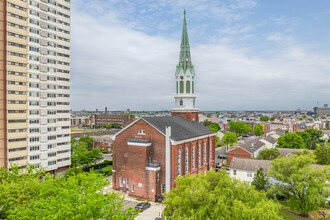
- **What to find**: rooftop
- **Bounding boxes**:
[229,158,272,172]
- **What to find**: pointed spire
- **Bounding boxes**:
[179,10,192,72]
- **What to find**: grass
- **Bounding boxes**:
[71,128,107,132]
[279,210,297,220]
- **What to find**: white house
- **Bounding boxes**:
[260,136,277,149]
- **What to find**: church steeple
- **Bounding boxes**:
[171,10,199,122]
[179,10,192,71]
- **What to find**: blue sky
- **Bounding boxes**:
[70,0,330,111]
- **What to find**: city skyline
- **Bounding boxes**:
[70,0,330,111]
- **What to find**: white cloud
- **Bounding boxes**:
[70,0,330,111]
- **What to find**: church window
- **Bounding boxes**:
[210,140,212,161]
[192,145,195,170]
[186,81,190,93]
[204,142,206,163]
[185,147,189,173]
[180,99,183,106]
[198,144,201,167]
[176,81,178,93]
[192,81,194,93]
[178,149,181,176]
[180,81,184,93]
[138,129,145,135]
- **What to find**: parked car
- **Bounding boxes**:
[135,202,151,212]
[155,218,162,220]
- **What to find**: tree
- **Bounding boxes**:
[163,170,282,219]
[222,131,238,147]
[260,116,270,122]
[252,168,269,191]
[270,116,275,121]
[207,123,221,132]
[269,154,329,216]
[72,141,103,168]
[203,120,212,127]
[304,129,323,142]
[0,166,137,219]
[314,144,330,165]
[253,124,265,136]
[277,133,305,149]
[228,121,251,137]
[256,148,280,160]
[79,135,94,149]
[305,137,317,150]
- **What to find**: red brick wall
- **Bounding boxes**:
[171,112,199,122]
[94,142,111,153]
[227,147,251,165]
[113,118,216,200]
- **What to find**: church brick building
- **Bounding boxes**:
[112,11,215,201]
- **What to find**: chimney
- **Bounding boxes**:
[105,107,108,114]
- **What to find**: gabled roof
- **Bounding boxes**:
[229,158,272,172]
[240,139,265,153]
[274,128,285,136]
[142,116,214,141]
[263,136,277,144]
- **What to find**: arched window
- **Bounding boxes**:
[186,81,190,93]
[192,145,195,170]
[192,81,194,93]
[204,142,206,163]
[138,129,145,135]
[178,149,181,176]
[210,140,212,161]
[198,144,201,167]
[180,81,184,93]
[185,147,189,173]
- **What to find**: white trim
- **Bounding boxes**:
[146,166,161,171]
[112,118,144,141]
[171,133,216,145]
[127,142,151,147]
[112,170,116,172]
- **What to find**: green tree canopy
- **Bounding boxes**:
[78,135,94,149]
[163,170,282,219]
[228,121,252,137]
[207,123,221,132]
[260,116,270,122]
[256,148,280,160]
[270,116,275,121]
[222,131,238,147]
[269,154,330,216]
[277,133,305,149]
[106,123,121,129]
[253,124,265,136]
[72,141,103,168]
[203,120,213,127]
[314,144,330,165]
[252,168,270,192]
[304,129,323,141]
[0,166,137,219]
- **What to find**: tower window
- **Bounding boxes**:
[180,81,184,93]
[192,145,195,170]
[180,99,183,106]
[186,81,190,93]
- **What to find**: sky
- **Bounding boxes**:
[70,0,330,111]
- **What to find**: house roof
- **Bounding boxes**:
[277,148,314,156]
[229,158,272,172]
[263,136,277,144]
[142,116,214,141]
[274,128,285,136]
[240,139,265,153]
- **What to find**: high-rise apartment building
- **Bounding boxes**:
[0,0,71,175]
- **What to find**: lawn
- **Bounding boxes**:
[71,128,107,132]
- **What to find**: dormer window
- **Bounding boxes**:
[138,129,145,135]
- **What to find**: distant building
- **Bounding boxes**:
[314,104,330,116]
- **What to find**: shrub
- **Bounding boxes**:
[101,166,112,176]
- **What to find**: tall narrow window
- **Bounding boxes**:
[178,149,181,176]
[176,81,178,93]
[192,81,194,93]
[210,140,212,161]
[180,81,184,93]
[186,81,190,93]
[204,142,206,163]
[119,177,123,187]
[185,147,189,173]
[192,145,195,170]
[126,178,129,188]
[198,144,201,167]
